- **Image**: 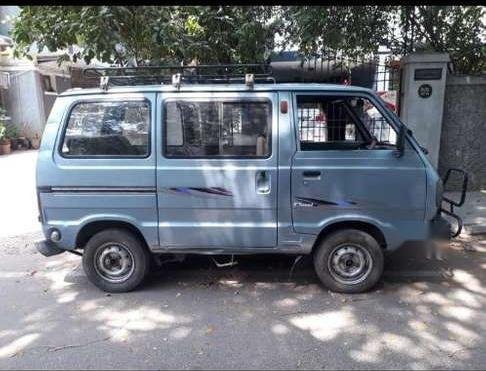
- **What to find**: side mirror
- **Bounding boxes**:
[394,124,406,158]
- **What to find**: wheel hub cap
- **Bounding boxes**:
[328,244,373,285]
[95,244,135,283]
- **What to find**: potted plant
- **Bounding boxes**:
[0,123,11,155]
[0,107,11,155]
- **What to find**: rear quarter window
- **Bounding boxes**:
[60,100,150,157]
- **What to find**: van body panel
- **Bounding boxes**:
[38,192,159,250]
[289,91,428,251]
[59,83,372,97]
[36,93,159,250]
[35,84,442,255]
[155,92,279,248]
[276,91,304,246]
[291,151,426,227]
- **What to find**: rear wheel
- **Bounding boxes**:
[82,228,150,293]
[313,229,384,293]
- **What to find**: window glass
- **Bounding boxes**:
[296,95,397,151]
[62,101,150,157]
[164,100,271,158]
[348,97,397,144]
[298,100,358,143]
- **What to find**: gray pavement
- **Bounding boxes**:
[447,190,486,235]
[1,150,486,370]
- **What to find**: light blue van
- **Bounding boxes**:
[35,67,467,293]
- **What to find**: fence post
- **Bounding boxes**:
[399,52,450,168]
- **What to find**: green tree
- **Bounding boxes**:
[396,6,485,74]
[280,6,395,59]
[186,6,281,64]
[282,6,485,74]
[11,6,279,66]
[11,6,485,73]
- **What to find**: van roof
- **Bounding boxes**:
[60,83,373,97]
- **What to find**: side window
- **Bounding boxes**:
[296,95,397,151]
[61,101,150,157]
[164,100,271,158]
[349,97,397,145]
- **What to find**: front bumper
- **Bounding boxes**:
[35,239,66,257]
[430,214,452,240]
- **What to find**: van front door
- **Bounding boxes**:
[290,92,427,246]
[156,92,278,250]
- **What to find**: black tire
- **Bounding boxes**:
[313,229,384,294]
[82,228,150,293]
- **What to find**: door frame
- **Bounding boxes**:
[154,90,281,251]
[288,89,428,249]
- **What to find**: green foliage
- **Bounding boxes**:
[10,6,485,74]
[184,6,281,64]
[0,127,17,143]
[0,124,5,142]
[0,108,18,141]
[395,6,485,74]
[281,6,485,74]
[281,6,395,59]
[0,124,18,141]
[11,6,278,65]
[5,125,18,140]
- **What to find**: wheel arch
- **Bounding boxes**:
[76,220,150,252]
[312,220,387,253]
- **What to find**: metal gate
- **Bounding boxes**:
[287,52,402,145]
[270,51,401,111]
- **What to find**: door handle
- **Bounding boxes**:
[256,170,271,194]
[303,170,321,180]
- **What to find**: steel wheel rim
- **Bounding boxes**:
[327,244,373,285]
[94,243,135,283]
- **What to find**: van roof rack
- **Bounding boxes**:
[82,63,275,90]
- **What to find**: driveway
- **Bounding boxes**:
[0,150,485,370]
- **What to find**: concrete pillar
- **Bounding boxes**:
[399,52,450,168]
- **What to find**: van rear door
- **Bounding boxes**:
[156,91,278,250]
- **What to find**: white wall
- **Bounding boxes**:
[0,63,46,138]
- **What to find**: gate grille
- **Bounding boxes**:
[293,53,401,144]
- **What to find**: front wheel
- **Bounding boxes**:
[313,229,384,294]
[82,228,150,293]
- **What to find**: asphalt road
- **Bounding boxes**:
[1,151,485,370]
